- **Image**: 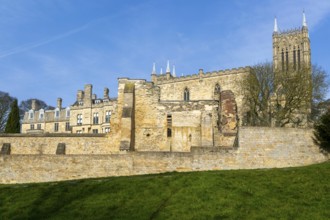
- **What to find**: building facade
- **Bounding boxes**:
[21,14,311,151]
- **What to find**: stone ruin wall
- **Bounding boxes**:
[0,127,327,184]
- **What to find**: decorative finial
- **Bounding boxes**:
[160,68,163,75]
[303,11,307,27]
[152,62,156,75]
[274,16,278,32]
[172,65,176,77]
[166,60,170,73]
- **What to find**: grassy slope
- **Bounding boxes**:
[0,161,329,220]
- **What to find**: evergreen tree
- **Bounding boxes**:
[4,99,20,133]
[313,109,330,153]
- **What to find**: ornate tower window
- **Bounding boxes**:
[281,49,285,71]
[293,47,297,70]
[184,88,190,101]
[285,48,289,71]
[298,46,301,70]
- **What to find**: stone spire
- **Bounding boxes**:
[274,17,278,32]
[172,65,176,77]
[152,62,156,75]
[302,11,307,27]
[166,60,170,73]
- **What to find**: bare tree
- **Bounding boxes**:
[310,64,329,121]
[0,92,14,132]
[240,62,273,126]
[271,67,312,127]
[240,62,322,127]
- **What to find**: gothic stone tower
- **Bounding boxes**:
[272,12,311,72]
[271,12,312,127]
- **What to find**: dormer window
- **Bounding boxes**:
[28,110,34,120]
[66,107,70,118]
[55,108,60,118]
[39,109,44,120]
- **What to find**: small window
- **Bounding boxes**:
[184,88,190,101]
[167,128,172,137]
[214,83,221,95]
[77,114,82,125]
[39,109,44,120]
[167,114,172,137]
[92,129,98,134]
[29,110,34,120]
[66,107,70,118]
[105,127,110,133]
[77,130,82,134]
[93,112,99,124]
[54,123,59,132]
[55,108,60,118]
[65,122,70,131]
[105,111,111,123]
[37,124,41,130]
[30,124,34,130]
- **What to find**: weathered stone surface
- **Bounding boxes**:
[1,143,11,155]
[0,127,327,184]
[56,143,66,155]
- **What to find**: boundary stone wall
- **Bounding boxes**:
[0,127,328,184]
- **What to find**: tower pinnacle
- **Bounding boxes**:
[152,62,156,75]
[172,65,176,77]
[274,17,278,32]
[303,11,307,27]
[166,60,170,73]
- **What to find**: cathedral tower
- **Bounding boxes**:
[272,12,311,73]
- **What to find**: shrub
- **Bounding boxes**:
[313,109,330,153]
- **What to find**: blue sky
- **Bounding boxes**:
[0,0,330,107]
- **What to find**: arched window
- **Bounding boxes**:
[214,83,221,94]
[184,88,189,101]
[28,109,34,120]
[286,48,289,71]
[281,48,285,71]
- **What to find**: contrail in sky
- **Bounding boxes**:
[0,23,90,59]
[0,0,152,59]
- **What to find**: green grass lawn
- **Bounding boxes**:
[1,161,329,220]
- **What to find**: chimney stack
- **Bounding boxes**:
[31,99,37,111]
[104,88,109,100]
[57,98,62,109]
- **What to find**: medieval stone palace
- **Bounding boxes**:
[21,14,312,152]
[2,13,327,184]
